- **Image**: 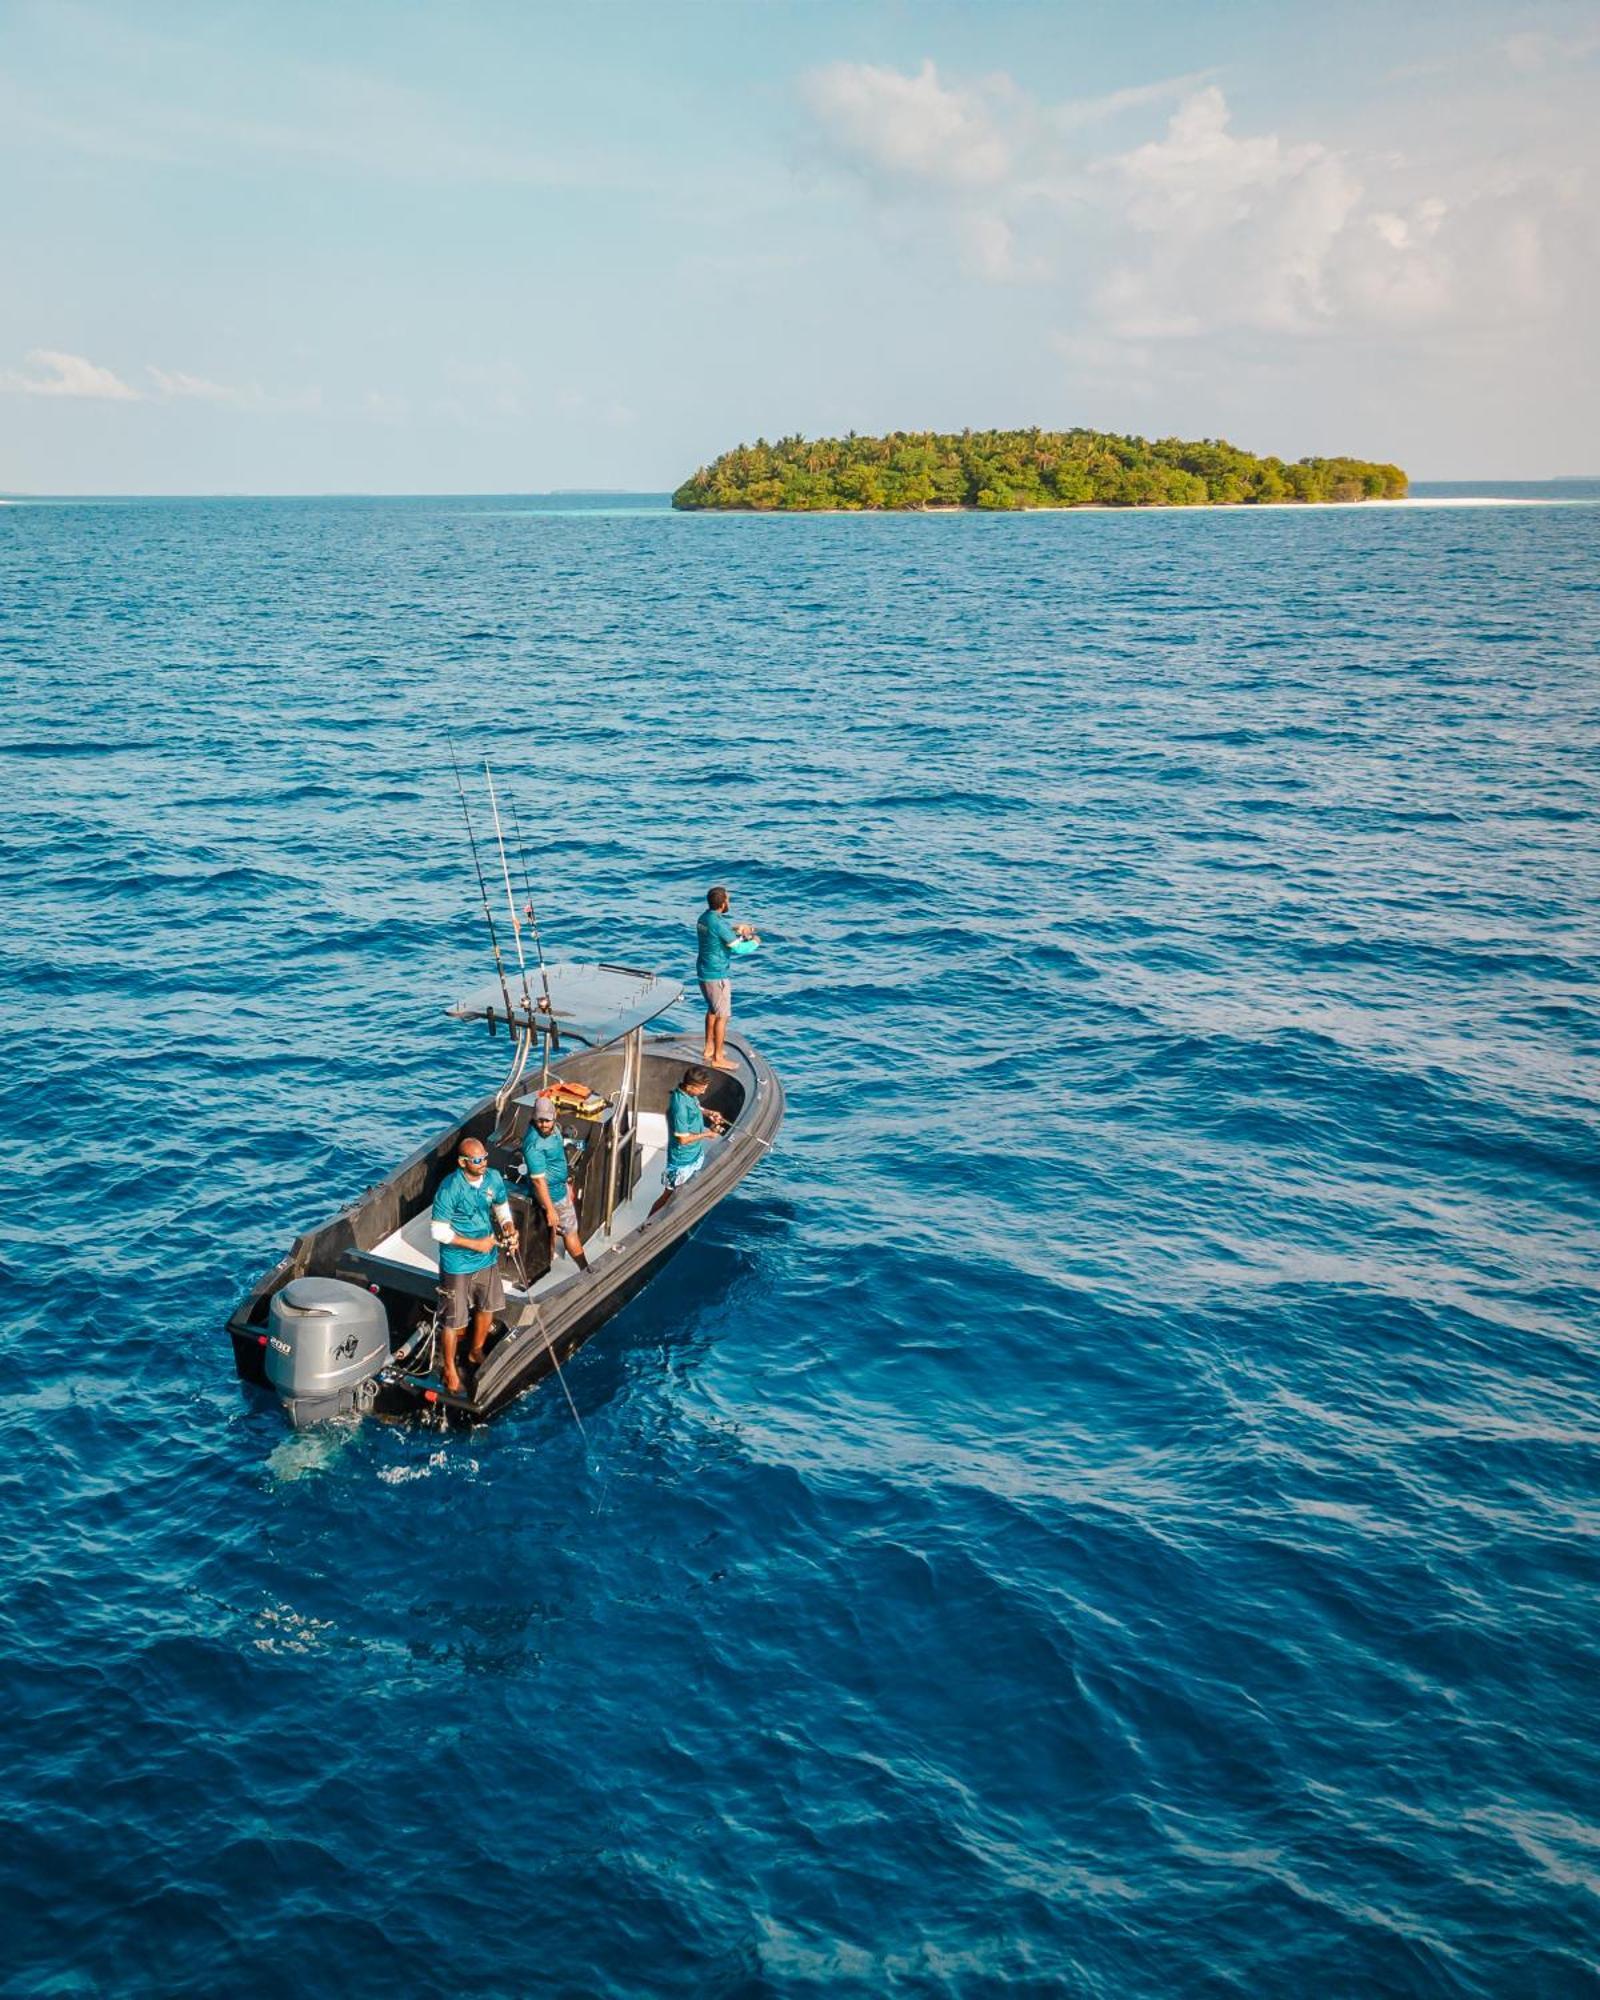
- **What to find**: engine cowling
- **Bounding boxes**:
[266,1276,388,1427]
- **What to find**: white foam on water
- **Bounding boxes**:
[251,1601,336,1655]
[377,1448,479,1484]
[265,1421,361,1484]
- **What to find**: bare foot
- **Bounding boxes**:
[466,1346,486,1367]
[711,1057,738,1071]
[442,1373,463,1395]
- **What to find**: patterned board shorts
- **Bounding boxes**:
[438,1263,505,1328]
[699,978,731,1018]
[664,1151,706,1192]
[547,1193,579,1236]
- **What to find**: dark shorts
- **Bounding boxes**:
[699,977,731,1018]
[438,1264,505,1328]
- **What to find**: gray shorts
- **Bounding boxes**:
[438,1263,505,1328]
[699,978,731,1019]
[547,1192,579,1236]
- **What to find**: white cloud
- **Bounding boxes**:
[1050,69,1220,135]
[1105,87,1352,236]
[1,350,314,414]
[801,58,1049,281]
[801,59,1011,191]
[801,62,1593,346]
[1,348,140,399]
[143,365,324,415]
[1093,86,1363,335]
[148,365,264,406]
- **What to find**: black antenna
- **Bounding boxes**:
[447,736,517,1035]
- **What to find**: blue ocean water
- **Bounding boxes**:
[2,489,1598,1998]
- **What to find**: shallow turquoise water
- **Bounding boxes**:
[2,491,1597,1996]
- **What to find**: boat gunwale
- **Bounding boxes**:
[226,1028,784,1422]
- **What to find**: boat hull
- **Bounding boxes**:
[227,1031,784,1425]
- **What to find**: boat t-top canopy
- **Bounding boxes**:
[446,961,683,1049]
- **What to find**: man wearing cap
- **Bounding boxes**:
[523,1096,590,1274]
[429,1137,518,1394]
[696,885,758,1073]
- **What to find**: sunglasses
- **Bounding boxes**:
[459,1153,489,1166]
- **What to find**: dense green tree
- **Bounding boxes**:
[672,430,1408,511]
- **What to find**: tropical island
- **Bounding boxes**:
[671,428,1408,511]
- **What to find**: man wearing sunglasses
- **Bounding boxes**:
[429,1138,518,1394]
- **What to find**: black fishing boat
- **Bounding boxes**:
[229,758,782,1427]
[228,961,784,1426]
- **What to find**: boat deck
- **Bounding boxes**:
[367,1111,673,1303]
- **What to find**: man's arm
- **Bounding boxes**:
[669,1117,725,1147]
[429,1184,515,1255]
[527,1172,561,1228]
[432,1216,500,1248]
[431,1218,498,1253]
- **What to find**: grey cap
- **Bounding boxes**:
[533,1096,557,1122]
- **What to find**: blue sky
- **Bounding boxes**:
[3,0,1596,491]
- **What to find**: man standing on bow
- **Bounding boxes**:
[696,884,757,1073]
[429,1136,517,1395]
[522,1095,590,1274]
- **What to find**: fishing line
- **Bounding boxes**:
[506,1240,590,1447]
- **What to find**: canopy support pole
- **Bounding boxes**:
[494,1026,532,1124]
[603,1026,638,1237]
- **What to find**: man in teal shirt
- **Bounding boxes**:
[695,884,757,1072]
[522,1095,589,1273]
[429,1136,517,1393]
[650,1065,726,1215]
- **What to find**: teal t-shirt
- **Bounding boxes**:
[431,1165,510,1276]
[696,908,738,980]
[522,1127,569,1202]
[667,1087,705,1169]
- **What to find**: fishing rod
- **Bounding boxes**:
[504,1237,589,1444]
[447,736,517,1037]
[507,795,552,1010]
[507,793,557,1084]
[483,759,538,1029]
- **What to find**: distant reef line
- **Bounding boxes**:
[672,429,1408,512]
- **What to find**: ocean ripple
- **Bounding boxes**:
[1,493,1598,1996]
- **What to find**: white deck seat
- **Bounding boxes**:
[366,1110,675,1304]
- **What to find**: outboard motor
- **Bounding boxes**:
[266,1276,389,1427]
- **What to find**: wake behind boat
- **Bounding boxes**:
[228,763,783,1428]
